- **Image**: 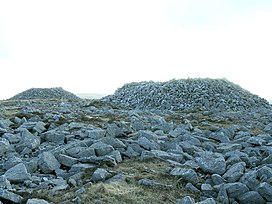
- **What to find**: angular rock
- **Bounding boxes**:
[137,137,160,150]
[65,146,96,158]
[101,137,126,149]
[247,137,266,146]
[211,174,225,185]
[85,129,106,139]
[105,174,126,184]
[16,129,40,152]
[208,131,230,143]
[26,198,51,204]
[80,155,117,167]
[257,166,272,182]
[226,182,249,198]
[42,130,65,143]
[257,182,272,201]
[123,146,140,158]
[196,152,226,175]
[0,189,23,203]
[237,191,266,204]
[2,133,21,144]
[197,198,216,204]
[223,162,246,182]
[201,184,216,197]
[0,138,11,156]
[177,196,195,204]
[109,150,122,163]
[216,184,229,204]
[56,154,78,167]
[216,143,242,154]
[38,152,61,173]
[170,168,198,185]
[91,141,114,156]
[3,155,22,170]
[92,168,111,182]
[69,163,97,173]
[185,183,201,194]
[0,175,12,190]
[4,163,31,183]
[239,170,260,190]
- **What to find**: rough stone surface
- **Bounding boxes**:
[196,152,226,175]
[0,189,23,203]
[177,196,195,204]
[226,182,249,198]
[0,138,10,156]
[26,198,51,204]
[222,162,246,182]
[237,191,266,204]
[38,152,61,173]
[257,182,272,201]
[91,142,114,156]
[92,168,111,182]
[4,163,31,183]
[170,168,198,184]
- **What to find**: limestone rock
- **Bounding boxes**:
[4,163,31,183]
[38,152,61,173]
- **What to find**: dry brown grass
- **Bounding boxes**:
[20,159,198,204]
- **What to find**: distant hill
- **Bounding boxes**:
[76,93,107,99]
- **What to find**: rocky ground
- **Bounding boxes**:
[0,80,272,204]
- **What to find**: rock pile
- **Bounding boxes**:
[9,87,80,100]
[0,98,272,203]
[103,78,270,111]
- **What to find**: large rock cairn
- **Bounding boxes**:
[103,78,270,111]
[9,87,80,100]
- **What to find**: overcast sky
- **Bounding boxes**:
[0,0,272,100]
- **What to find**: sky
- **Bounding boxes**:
[0,0,272,100]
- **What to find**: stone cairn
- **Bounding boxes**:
[0,79,271,203]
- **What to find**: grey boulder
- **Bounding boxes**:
[170,168,198,185]
[92,168,111,182]
[177,196,195,204]
[38,152,61,173]
[196,152,226,175]
[0,189,23,203]
[237,191,266,204]
[0,138,10,156]
[257,182,272,201]
[223,162,246,182]
[91,142,114,156]
[26,198,51,204]
[4,163,31,183]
